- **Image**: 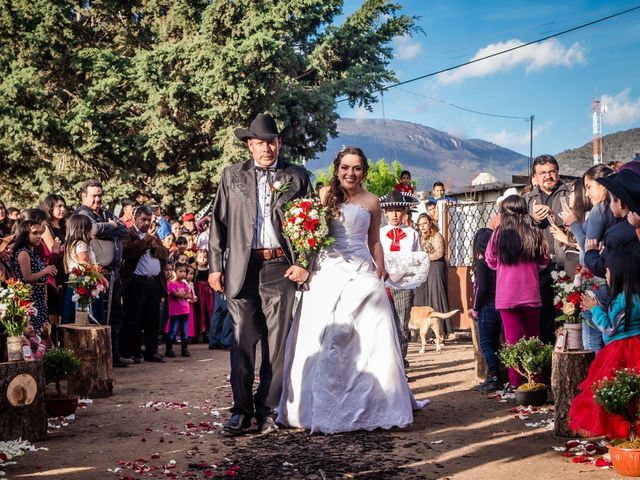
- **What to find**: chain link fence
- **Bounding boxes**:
[446,202,500,267]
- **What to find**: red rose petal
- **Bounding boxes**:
[595,458,612,468]
[0,453,7,462]
[151,453,160,459]
[572,456,586,463]
[565,440,580,449]
[561,452,574,457]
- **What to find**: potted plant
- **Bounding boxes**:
[67,264,108,325]
[498,337,553,406]
[43,348,81,417]
[0,280,35,361]
[551,265,598,350]
[593,368,640,476]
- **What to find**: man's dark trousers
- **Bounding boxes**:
[225,256,296,421]
[121,275,163,359]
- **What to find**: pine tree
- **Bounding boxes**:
[0,0,416,209]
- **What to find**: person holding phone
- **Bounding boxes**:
[523,155,571,344]
[558,165,617,353]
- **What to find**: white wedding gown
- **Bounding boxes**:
[277,202,426,434]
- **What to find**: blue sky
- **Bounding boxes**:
[338,1,640,158]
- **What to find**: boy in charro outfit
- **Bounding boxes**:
[379,190,421,367]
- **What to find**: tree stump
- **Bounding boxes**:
[469,312,488,382]
[58,325,114,398]
[551,349,595,437]
[0,360,47,441]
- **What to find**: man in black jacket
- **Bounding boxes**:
[524,155,570,344]
[76,179,130,367]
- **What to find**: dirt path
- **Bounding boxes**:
[6,339,624,479]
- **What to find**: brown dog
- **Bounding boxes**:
[408,306,460,354]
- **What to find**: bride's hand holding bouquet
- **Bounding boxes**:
[282,198,334,280]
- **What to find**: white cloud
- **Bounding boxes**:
[393,34,423,61]
[484,122,549,151]
[438,38,586,84]
[353,107,373,121]
[602,89,640,125]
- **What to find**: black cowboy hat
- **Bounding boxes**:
[379,190,420,209]
[596,169,640,214]
[234,112,286,142]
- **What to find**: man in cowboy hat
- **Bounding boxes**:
[379,190,421,366]
[208,112,313,435]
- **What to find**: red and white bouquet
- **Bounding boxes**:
[282,198,333,268]
[67,264,108,310]
[0,280,37,336]
[551,265,599,324]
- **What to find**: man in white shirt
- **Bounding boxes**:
[379,190,420,367]
[120,206,169,363]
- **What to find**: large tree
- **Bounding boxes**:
[0,0,416,209]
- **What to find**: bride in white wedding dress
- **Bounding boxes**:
[277,147,427,434]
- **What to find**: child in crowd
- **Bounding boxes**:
[471,228,503,393]
[21,321,52,360]
[62,214,96,323]
[166,263,192,358]
[569,247,640,439]
[485,195,548,388]
[169,236,188,264]
[379,190,421,366]
[162,233,175,252]
[12,220,56,329]
[159,262,174,336]
[183,234,197,258]
[185,265,197,344]
[394,170,414,193]
[194,250,213,343]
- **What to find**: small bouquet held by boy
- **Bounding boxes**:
[282,197,333,270]
[67,263,108,325]
[551,264,599,350]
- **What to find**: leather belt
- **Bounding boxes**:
[251,248,285,261]
[134,274,158,280]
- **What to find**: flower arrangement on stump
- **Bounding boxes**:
[0,280,36,337]
[593,368,640,476]
[67,264,108,312]
[551,265,598,324]
[282,198,333,268]
[552,265,599,350]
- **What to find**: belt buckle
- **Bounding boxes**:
[264,249,273,260]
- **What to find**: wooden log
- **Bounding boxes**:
[551,349,595,437]
[58,325,114,398]
[0,360,47,441]
[469,312,488,382]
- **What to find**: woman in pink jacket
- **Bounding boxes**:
[485,195,549,387]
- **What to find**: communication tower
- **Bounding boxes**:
[592,98,605,165]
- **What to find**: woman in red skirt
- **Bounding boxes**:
[569,248,640,439]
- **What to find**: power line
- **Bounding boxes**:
[336,4,640,103]
[397,87,530,121]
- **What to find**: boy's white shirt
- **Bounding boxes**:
[379,224,421,252]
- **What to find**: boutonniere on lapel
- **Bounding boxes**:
[270,180,291,196]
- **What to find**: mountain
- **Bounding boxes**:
[555,128,640,176]
[307,118,529,190]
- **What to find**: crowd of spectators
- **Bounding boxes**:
[0,179,232,365]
